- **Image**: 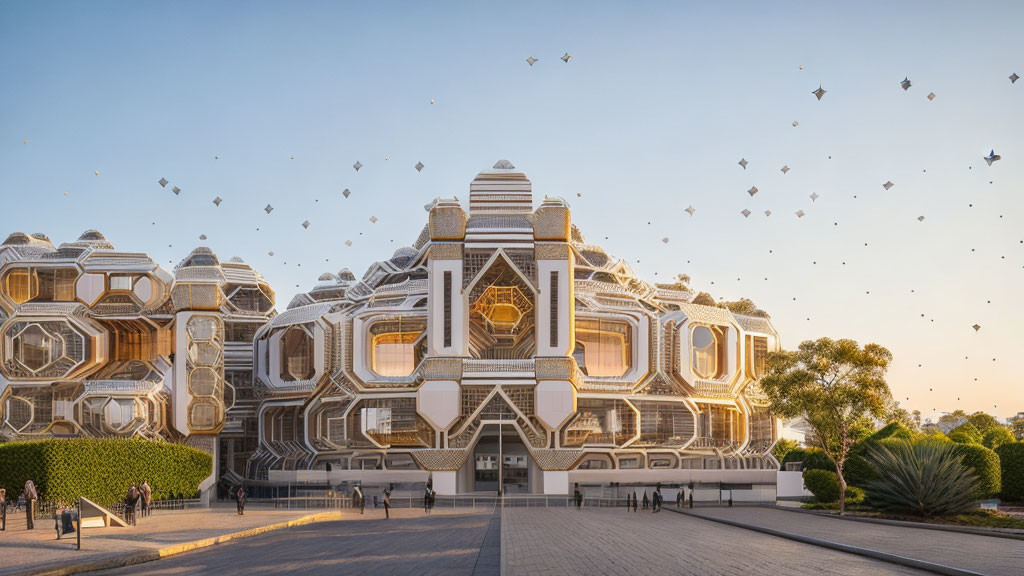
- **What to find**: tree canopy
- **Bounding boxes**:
[760,337,893,514]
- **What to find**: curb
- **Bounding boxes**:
[771,505,1024,541]
[667,508,986,576]
[12,511,346,576]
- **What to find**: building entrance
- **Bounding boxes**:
[472,427,530,494]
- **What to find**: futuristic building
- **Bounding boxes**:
[249,161,781,495]
[0,231,275,486]
[0,162,781,496]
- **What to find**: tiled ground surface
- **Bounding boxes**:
[94,510,496,576]
[501,507,928,576]
[693,507,1024,576]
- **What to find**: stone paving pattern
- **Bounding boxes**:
[94,510,495,576]
[501,508,927,575]
[692,507,1024,576]
[0,504,473,576]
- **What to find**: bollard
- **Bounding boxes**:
[76,499,81,551]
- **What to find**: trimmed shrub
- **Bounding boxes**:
[954,443,1001,498]
[864,439,979,517]
[982,428,1014,451]
[802,469,863,503]
[782,447,835,472]
[803,469,841,503]
[949,422,983,445]
[995,442,1024,502]
[967,412,1002,435]
[771,439,800,466]
[0,438,212,507]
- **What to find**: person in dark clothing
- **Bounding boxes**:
[574,489,583,510]
[631,492,638,512]
[383,488,391,520]
[236,487,247,515]
[688,491,694,509]
[677,490,683,508]
[373,495,378,509]
[424,487,431,514]
[641,490,649,510]
[124,485,139,526]
[352,485,363,514]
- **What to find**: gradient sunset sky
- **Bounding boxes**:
[1,1,1021,421]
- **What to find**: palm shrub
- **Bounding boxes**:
[845,422,915,487]
[863,439,979,517]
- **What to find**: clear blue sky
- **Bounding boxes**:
[2,1,1022,421]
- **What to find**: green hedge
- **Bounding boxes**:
[996,442,1024,502]
[802,469,864,503]
[0,438,212,507]
[983,428,1014,451]
[782,447,835,472]
[953,443,1001,499]
[949,423,983,445]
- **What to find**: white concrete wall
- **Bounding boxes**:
[776,470,813,499]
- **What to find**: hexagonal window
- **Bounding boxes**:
[187,316,219,342]
[103,398,137,431]
[280,326,314,381]
[187,341,221,367]
[13,324,54,372]
[189,367,219,396]
[228,286,273,313]
[189,401,218,430]
[471,285,532,334]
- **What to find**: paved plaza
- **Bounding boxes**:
[3,504,1023,575]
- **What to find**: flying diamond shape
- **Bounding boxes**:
[526,56,537,66]
[781,165,790,174]
[812,86,826,100]
[199,234,207,240]
[343,188,351,198]
[268,251,274,256]
[353,161,363,171]
[684,205,695,216]
[927,92,935,101]
[561,52,572,63]
[158,177,168,188]
[265,204,274,214]
[764,210,772,217]
[171,186,181,195]
[738,158,748,169]
[741,209,751,218]
[1011,73,1020,84]
[809,192,819,202]
[795,210,805,218]
[345,240,352,247]
[972,324,981,332]
[747,186,758,197]
[883,181,894,190]
[900,77,912,91]
[369,216,378,223]
[792,120,799,127]
[415,161,424,172]
[213,197,222,206]
[984,149,1001,165]
[661,237,669,243]
[917,215,925,221]
[302,220,310,229]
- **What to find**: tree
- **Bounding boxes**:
[967,412,1002,435]
[938,410,968,427]
[948,422,983,445]
[760,337,893,514]
[982,427,1014,450]
[655,273,691,292]
[771,438,800,465]
[691,291,716,306]
[717,298,770,318]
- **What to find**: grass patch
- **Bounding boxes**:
[798,505,1024,529]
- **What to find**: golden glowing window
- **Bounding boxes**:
[745,335,768,379]
[573,318,631,378]
[369,318,425,377]
[280,326,315,381]
[692,325,726,379]
[4,270,35,304]
[34,269,77,302]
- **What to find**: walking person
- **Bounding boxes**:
[140,481,152,518]
[574,488,583,511]
[23,480,38,530]
[383,488,391,520]
[123,485,137,526]
[236,486,247,515]
[641,490,649,510]
[631,491,637,512]
[352,485,363,515]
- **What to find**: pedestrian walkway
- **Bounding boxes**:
[0,504,473,576]
[689,507,1024,576]
[501,507,925,575]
